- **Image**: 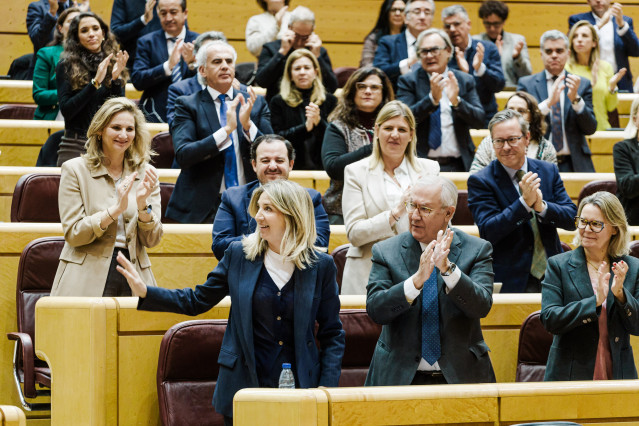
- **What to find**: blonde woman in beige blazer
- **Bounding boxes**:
[51,97,163,297]
[341,101,439,295]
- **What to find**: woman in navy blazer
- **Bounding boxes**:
[117,179,345,424]
[541,191,639,381]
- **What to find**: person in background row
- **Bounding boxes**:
[117,179,345,426]
[613,97,639,225]
[542,191,639,381]
[474,0,532,87]
[321,67,394,224]
[56,11,127,166]
[52,97,162,297]
[270,49,337,170]
[110,0,162,68]
[32,7,80,120]
[360,0,406,68]
[246,0,291,58]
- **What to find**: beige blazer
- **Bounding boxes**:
[51,157,163,296]
[341,156,439,295]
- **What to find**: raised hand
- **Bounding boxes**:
[181,41,195,65]
[429,72,445,104]
[238,87,256,131]
[306,33,322,57]
[116,252,148,298]
[305,102,321,131]
[412,240,436,289]
[445,71,460,106]
[596,261,610,307]
[519,171,540,208]
[454,47,469,73]
[547,74,564,107]
[114,172,138,216]
[111,50,129,81]
[432,229,454,272]
[495,34,503,56]
[565,74,581,103]
[472,42,485,72]
[223,96,240,134]
[279,29,295,55]
[611,260,628,304]
[168,39,183,70]
[609,67,627,92]
[275,5,289,26]
[513,39,524,59]
[95,53,114,86]
[143,0,156,24]
[610,2,624,27]
[136,167,158,208]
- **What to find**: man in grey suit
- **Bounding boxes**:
[365,175,496,386]
[474,0,532,87]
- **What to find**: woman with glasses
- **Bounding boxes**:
[360,0,406,67]
[469,91,557,173]
[541,191,639,381]
[340,100,439,294]
[613,97,639,225]
[270,49,337,169]
[321,67,394,224]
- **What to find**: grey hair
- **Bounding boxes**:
[405,0,435,15]
[415,28,453,55]
[196,40,237,85]
[488,109,529,137]
[442,5,469,20]
[413,175,458,208]
[193,31,227,54]
[288,6,315,26]
[540,29,569,49]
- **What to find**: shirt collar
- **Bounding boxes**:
[463,34,473,53]
[406,30,417,48]
[394,157,410,176]
[544,69,565,81]
[500,157,528,181]
[165,26,186,41]
[207,85,234,102]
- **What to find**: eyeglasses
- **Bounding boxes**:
[405,201,437,217]
[575,217,605,233]
[355,82,383,92]
[482,20,503,28]
[418,46,446,57]
[443,21,465,30]
[390,7,404,14]
[408,8,434,16]
[492,135,524,149]
[293,32,311,42]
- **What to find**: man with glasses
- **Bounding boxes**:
[366,174,496,386]
[255,6,337,102]
[442,5,505,127]
[517,30,597,172]
[467,109,576,293]
[373,0,435,88]
[397,29,484,172]
[473,0,532,87]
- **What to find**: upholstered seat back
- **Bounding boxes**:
[11,173,61,222]
[452,189,474,225]
[0,104,37,119]
[338,310,382,387]
[577,180,617,207]
[330,243,350,293]
[150,132,175,169]
[516,310,554,382]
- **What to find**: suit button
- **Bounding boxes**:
[277,292,281,296]
[126,237,131,243]
[615,337,620,343]
[276,316,281,321]
[628,311,632,317]
[131,258,137,265]
[582,319,588,324]
[279,341,283,346]
[587,318,592,323]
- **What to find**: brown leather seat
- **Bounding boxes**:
[338,310,382,387]
[334,67,357,88]
[561,242,572,252]
[159,182,177,223]
[515,310,554,382]
[157,320,227,426]
[150,132,175,169]
[6,236,64,411]
[629,240,639,259]
[577,180,617,207]
[0,104,37,119]
[452,189,474,225]
[11,173,61,222]
[330,243,350,293]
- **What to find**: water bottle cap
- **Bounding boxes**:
[282,363,291,369]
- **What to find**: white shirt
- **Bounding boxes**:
[383,157,411,234]
[399,31,418,75]
[264,249,295,290]
[592,11,629,71]
[162,26,187,76]
[427,68,462,158]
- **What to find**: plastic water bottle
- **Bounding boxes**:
[278,363,295,389]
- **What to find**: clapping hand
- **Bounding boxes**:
[609,68,627,93]
[116,252,148,298]
[111,50,129,81]
[518,171,540,208]
[611,260,628,304]
[412,240,436,289]
[472,42,484,73]
[454,47,469,73]
[595,261,610,307]
[432,229,454,272]
[136,168,158,209]
[238,87,256,131]
[565,74,581,103]
[305,102,321,131]
[114,172,137,216]
[95,53,114,86]
[512,39,524,59]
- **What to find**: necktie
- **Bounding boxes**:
[168,37,182,83]
[550,76,564,152]
[515,170,547,279]
[421,268,441,365]
[428,106,442,150]
[218,94,239,188]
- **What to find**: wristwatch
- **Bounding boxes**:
[91,78,101,89]
[138,205,152,215]
[441,262,457,276]
[571,96,582,106]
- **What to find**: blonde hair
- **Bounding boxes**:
[279,49,326,108]
[243,179,318,269]
[568,20,599,68]
[623,96,639,139]
[573,191,630,258]
[370,100,420,171]
[83,97,154,171]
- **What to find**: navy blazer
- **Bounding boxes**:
[26,0,60,54]
[110,0,161,67]
[138,242,345,418]
[541,247,639,380]
[569,12,639,92]
[517,71,597,172]
[397,67,485,171]
[373,31,409,88]
[467,158,577,293]
[212,180,330,259]
[365,230,496,386]
[165,88,267,223]
[613,138,639,225]
[447,39,505,124]
[131,29,199,123]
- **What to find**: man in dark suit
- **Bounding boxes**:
[517,30,597,172]
[131,0,198,123]
[166,41,269,224]
[255,6,337,102]
[442,5,505,126]
[365,175,496,386]
[397,29,484,172]
[373,0,434,88]
[110,0,162,68]
[569,0,639,92]
[212,135,330,260]
[468,109,577,293]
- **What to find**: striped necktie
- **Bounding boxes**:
[421,268,441,365]
[168,37,182,83]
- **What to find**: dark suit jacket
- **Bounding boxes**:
[131,29,199,123]
[448,38,505,124]
[541,247,639,380]
[569,12,639,91]
[211,180,331,259]
[365,230,496,386]
[517,70,597,172]
[467,159,577,293]
[110,0,161,67]
[372,30,409,88]
[26,0,59,54]
[613,138,639,225]
[138,242,345,418]
[255,41,338,102]
[165,88,267,223]
[397,67,485,170]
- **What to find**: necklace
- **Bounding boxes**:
[586,258,603,271]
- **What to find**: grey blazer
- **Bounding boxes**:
[474,31,532,87]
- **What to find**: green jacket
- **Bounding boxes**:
[32,44,63,120]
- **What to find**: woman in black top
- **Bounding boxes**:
[270,49,337,170]
[359,0,406,67]
[56,11,128,166]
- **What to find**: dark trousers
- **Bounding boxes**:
[102,249,132,297]
[410,370,448,385]
[557,156,574,172]
[430,157,466,172]
[525,274,542,293]
[224,415,233,426]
